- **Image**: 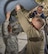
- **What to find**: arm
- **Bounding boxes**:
[2,12,11,38]
[3,20,9,36]
[16,5,31,33]
[17,10,31,33]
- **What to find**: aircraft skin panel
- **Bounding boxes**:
[0,0,8,24]
[0,0,38,24]
[18,0,38,10]
[6,0,38,11]
[6,1,18,12]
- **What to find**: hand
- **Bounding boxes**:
[6,12,11,21]
[15,5,21,11]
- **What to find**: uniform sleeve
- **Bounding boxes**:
[2,20,9,38]
[17,10,31,33]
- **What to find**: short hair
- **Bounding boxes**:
[38,5,44,9]
[32,16,44,26]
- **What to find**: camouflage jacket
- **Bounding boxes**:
[2,20,18,54]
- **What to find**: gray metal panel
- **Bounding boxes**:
[6,0,38,12]
[0,0,18,24]
[6,1,18,12]
[0,0,8,24]
[18,0,38,10]
[0,0,38,24]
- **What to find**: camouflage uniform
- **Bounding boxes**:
[17,10,45,54]
[2,20,18,54]
[0,25,6,54]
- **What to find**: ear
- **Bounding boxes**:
[40,19,46,30]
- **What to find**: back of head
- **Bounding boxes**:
[32,16,44,30]
[38,5,44,9]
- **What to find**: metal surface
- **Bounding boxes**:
[0,0,38,24]
[18,0,38,10]
[0,0,8,24]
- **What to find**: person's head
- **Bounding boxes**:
[37,6,43,14]
[32,16,44,30]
